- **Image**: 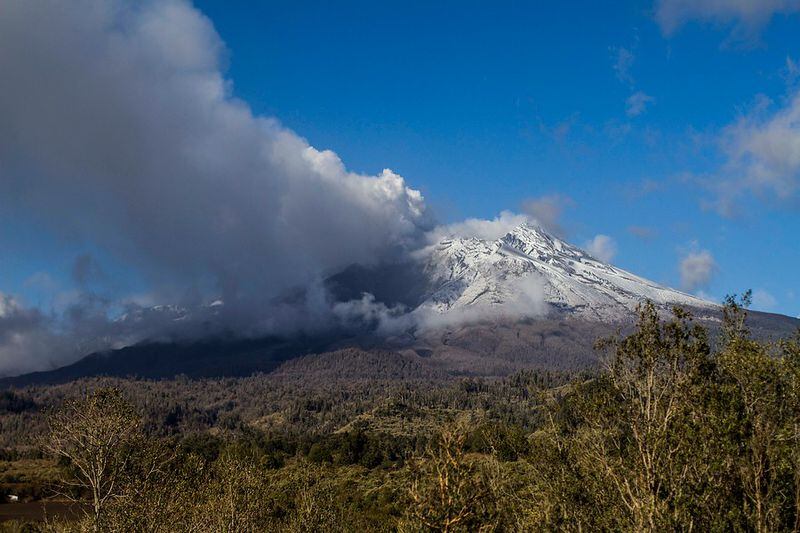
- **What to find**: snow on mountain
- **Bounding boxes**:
[417,223,715,321]
[114,223,716,334]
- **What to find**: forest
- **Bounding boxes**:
[0,294,799,532]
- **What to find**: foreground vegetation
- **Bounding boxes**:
[1,294,799,531]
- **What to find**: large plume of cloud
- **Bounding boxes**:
[0,0,431,374]
[0,1,601,377]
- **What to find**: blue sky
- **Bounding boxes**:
[1,0,799,321]
[187,0,800,315]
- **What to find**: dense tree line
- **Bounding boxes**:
[0,363,571,451]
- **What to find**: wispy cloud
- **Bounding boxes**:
[679,249,718,292]
[655,0,800,40]
[627,225,658,240]
[626,91,656,117]
[623,178,666,201]
[752,288,778,311]
[610,42,656,118]
[782,56,800,87]
[424,211,531,244]
[538,112,580,143]
[584,234,618,262]
[705,91,800,216]
[521,194,576,237]
[611,46,636,84]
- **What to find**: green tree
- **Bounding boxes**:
[715,292,797,532]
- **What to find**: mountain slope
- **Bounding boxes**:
[4,224,798,385]
[417,223,715,321]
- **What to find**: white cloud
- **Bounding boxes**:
[752,289,778,311]
[708,91,800,215]
[412,274,547,331]
[626,91,655,117]
[520,194,575,237]
[0,0,432,374]
[425,211,531,245]
[584,235,617,263]
[655,0,800,37]
[679,249,718,292]
[328,272,548,335]
[331,293,411,335]
[0,0,430,300]
[424,196,573,248]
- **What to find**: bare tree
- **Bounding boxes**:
[588,302,711,531]
[43,387,141,531]
[403,419,503,532]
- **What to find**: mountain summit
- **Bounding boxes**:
[7,223,798,385]
[415,223,714,321]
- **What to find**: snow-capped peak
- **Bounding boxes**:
[417,223,715,321]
